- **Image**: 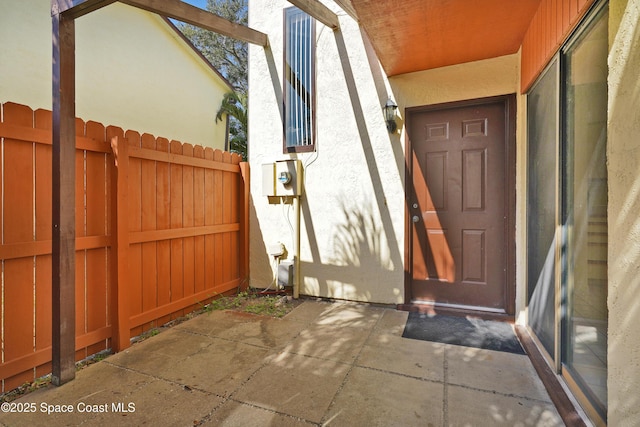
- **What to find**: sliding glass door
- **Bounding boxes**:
[526,2,608,424]
[562,5,609,421]
[527,58,559,361]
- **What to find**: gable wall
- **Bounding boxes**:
[249,0,405,303]
[0,0,229,148]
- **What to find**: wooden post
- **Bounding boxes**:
[110,135,131,352]
[51,9,76,386]
[239,162,250,290]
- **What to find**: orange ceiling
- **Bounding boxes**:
[350,0,542,76]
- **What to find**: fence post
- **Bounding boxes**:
[51,11,76,387]
[110,135,130,351]
[240,162,250,290]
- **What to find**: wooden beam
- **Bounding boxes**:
[288,0,340,29]
[333,0,357,21]
[54,0,268,46]
[119,0,269,46]
[52,0,117,19]
[51,10,76,387]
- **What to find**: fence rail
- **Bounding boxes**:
[0,102,249,392]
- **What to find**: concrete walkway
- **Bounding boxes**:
[0,300,563,426]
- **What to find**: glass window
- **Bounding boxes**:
[562,5,609,420]
[527,58,559,360]
[284,7,315,153]
[526,3,608,424]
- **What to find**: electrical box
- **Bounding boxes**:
[261,163,276,196]
[268,242,285,257]
[262,160,303,197]
[275,160,301,196]
[278,260,294,288]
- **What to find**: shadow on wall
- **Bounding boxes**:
[607,6,640,423]
[300,197,400,302]
[249,195,274,289]
[359,26,406,180]
[292,29,405,302]
[254,24,406,302]
[331,198,392,271]
[331,29,403,272]
[262,45,284,122]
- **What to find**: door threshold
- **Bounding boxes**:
[397,301,514,322]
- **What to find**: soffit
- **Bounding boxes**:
[350,0,542,76]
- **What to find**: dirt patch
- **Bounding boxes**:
[205,290,302,317]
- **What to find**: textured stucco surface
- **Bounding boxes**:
[249,0,405,303]
[0,0,230,148]
[607,0,640,424]
[248,1,521,305]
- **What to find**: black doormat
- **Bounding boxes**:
[402,312,526,354]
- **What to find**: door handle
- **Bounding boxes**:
[412,215,420,223]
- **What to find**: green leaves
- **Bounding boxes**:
[179,0,248,93]
[179,1,248,160]
[216,91,247,160]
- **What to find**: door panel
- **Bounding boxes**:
[409,98,510,313]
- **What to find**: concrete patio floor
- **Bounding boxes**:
[0,300,563,426]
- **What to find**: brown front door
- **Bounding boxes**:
[407,96,515,315]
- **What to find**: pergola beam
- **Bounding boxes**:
[333,0,357,21]
[52,0,117,19]
[120,0,268,46]
[54,0,268,46]
[288,0,340,30]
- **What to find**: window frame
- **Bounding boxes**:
[283,6,316,153]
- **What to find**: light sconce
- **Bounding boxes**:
[383,98,398,133]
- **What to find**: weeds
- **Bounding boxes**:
[205,290,295,318]
[1,349,113,403]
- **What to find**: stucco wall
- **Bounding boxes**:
[249,0,522,305]
[249,0,403,303]
[607,0,640,424]
[0,0,229,148]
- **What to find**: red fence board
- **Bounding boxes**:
[155,137,171,326]
[0,102,248,392]
[141,133,158,319]
[182,143,196,312]
[2,103,36,391]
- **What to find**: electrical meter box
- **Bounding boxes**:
[262,160,302,196]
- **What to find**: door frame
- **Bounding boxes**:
[400,94,517,319]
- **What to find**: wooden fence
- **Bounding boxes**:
[0,102,249,392]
